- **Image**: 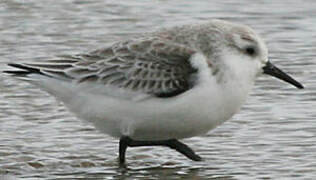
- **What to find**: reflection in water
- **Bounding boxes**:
[1,0,315,179]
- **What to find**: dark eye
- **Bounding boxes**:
[245,46,256,56]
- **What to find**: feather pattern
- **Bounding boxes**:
[6,37,198,97]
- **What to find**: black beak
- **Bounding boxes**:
[262,61,304,89]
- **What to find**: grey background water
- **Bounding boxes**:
[0,0,315,179]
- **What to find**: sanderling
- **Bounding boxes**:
[4,19,304,165]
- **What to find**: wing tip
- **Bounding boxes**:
[3,63,44,76]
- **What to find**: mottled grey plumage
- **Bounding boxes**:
[13,36,197,97]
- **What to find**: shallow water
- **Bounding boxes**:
[0,0,315,179]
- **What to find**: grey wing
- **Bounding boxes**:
[5,37,198,98]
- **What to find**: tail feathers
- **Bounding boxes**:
[4,63,44,77]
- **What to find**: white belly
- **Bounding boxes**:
[64,80,249,141]
[31,69,251,141]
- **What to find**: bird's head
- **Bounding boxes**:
[207,19,303,89]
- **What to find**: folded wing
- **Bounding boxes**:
[5,37,198,98]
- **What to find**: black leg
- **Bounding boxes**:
[165,139,202,161]
[118,136,202,164]
[119,137,129,165]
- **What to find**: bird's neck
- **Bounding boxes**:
[217,64,256,110]
[219,53,258,92]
